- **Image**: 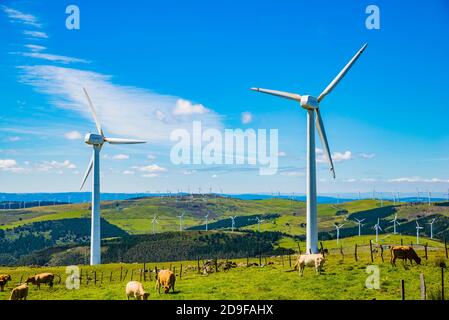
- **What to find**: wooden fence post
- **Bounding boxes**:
[340,245,344,260]
[442,267,445,301]
[401,280,405,300]
[246,255,249,267]
[180,264,183,279]
[289,254,292,268]
[420,273,426,300]
[400,238,403,246]
[369,240,374,263]
[94,271,97,285]
[100,272,103,285]
[130,269,134,281]
[122,269,128,281]
[281,254,284,268]
[424,243,428,260]
[445,238,448,259]
[380,245,384,263]
[259,252,262,266]
[139,270,142,282]
[197,257,201,274]
[109,271,113,282]
[354,244,358,262]
[120,266,123,282]
[297,243,301,254]
[320,242,325,257]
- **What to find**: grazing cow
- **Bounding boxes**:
[26,273,59,289]
[156,270,175,294]
[9,284,28,300]
[390,246,421,267]
[0,274,11,292]
[294,254,325,276]
[125,281,150,300]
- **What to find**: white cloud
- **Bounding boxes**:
[25,44,46,52]
[172,99,208,116]
[138,164,167,173]
[2,6,41,27]
[122,170,135,175]
[241,112,253,124]
[20,52,89,64]
[182,170,196,175]
[112,154,129,160]
[316,149,352,163]
[23,30,48,39]
[388,177,449,183]
[64,130,82,140]
[18,65,222,143]
[142,173,159,178]
[278,151,287,157]
[8,136,21,142]
[0,159,29,173]
[37,160,77,172]
[212,174,218,178]
[359,152,376,159]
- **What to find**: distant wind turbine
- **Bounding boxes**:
[205,213,209,231]
[177,211,185,232]
[230,216,237,232]
[354,218,365,236]
[251,43,368,254]
[151,214,159,235]
[255,217,265,232]
[79,87,146,265]
[416,220,423,244]
[334,223,344,245]
[390,214,400,235]
[373,218,382,243]
[428,218,437,239]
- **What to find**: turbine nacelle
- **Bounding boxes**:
[85,133,104,146]
[300,95,319,110]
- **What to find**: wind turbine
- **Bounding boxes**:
[204,213,209,231]
[177,211,185,232]
[427,190,431,206]
[416,188,421,203]
[354,218,365,236]
[373,218,382,243]
[230,216,237,232]
[255,217,265,232]
[416,220,424,244]
[390,214,400,235]
[428,218,437,239]
[151,214,159,235]
[79,87,146,265]
[251,44,367,254]
[334,223,344,245]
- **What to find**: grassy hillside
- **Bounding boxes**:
[0,235,447,300]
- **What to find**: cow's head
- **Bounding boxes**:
[142,292,150,300]
[4,275,11,281]
[164,285,170,294]
[25,276,36,284]
[415,256,422,265]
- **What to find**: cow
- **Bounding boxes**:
[26,273,60,289]
[0,274,11,292]
[9,284,28,300]
[156,269,175,294]
[125,281,150,300]
[294,254,325,276]
[390,246,421,267]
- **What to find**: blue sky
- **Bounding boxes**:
[1,0,449,194]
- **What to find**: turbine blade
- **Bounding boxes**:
[315,108,335,178]
[250,87,302,102]
[80,156,94,190]
[83,87,104,136]
[318,43,367,102]
[105,137,146,144]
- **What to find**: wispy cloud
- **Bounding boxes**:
[2,6,42,28]
[37,160,77,172]
[64,131,82,140]
[18,65,223,143]
[0,159,30,173]
[316,148,352,163]
[172,99,208,116]
[25,44,46,52]
[359,152,376,159]
[20,52,90,64]
[112,154,129,160]
[23,30,48,39]
[388,177,449,183]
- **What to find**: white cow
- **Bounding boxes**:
[294,254,325,276]
[125,281,150,300]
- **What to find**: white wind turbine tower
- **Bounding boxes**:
[79,87,146,265]
[354,218,365,236]
[230,216,237,232]
[151,214,159,235]
[428,218,436,239]
[416,220,424,244]
[255,217,265,232]
[390,214,400,235]
[334,223,344,245]
[177,211,185,232]
[428,190,431,206]
[251,44,367,254]
[204,213,209,231]
[373,218,382,243]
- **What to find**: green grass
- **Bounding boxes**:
[0,234,447,300]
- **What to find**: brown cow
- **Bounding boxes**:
[156,270,175,294]
[390,246,421,267]
[26,273,59,289]
[126,281,150,300]
[0,274,11,292]
[9,284,28,300]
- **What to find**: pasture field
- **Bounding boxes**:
[1,235,447,300]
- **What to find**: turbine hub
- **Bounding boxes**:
[85,133,104,145]
[300,95,319,110]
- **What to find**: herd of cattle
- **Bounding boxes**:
[0,245,422,300]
